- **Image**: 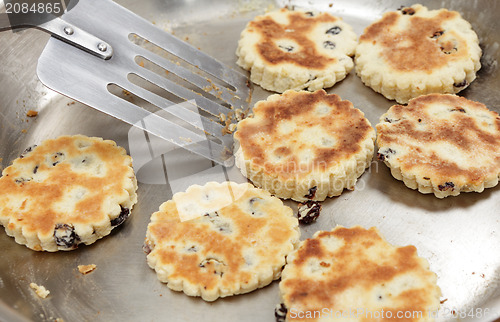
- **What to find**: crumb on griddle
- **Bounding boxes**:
[26,110,38,117]
[30,282,50,298]
[78,264,97,275]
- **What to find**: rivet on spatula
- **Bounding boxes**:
[97,43,108,52]
[63,26,74,35]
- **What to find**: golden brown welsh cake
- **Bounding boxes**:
[355,4,481,104]
[234,90,375,201]
[278,226,441,322]
[377,94,500,198]
[144,181,300,301]
[236,8,357,92]
[0,135,137,251]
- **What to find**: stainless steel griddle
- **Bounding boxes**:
[0,0,499,321]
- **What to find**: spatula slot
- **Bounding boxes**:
[128,33,237,93]
[126,72,224,129]
[128,72,184,107]
[133,55,233,113]
[106,83,224,146]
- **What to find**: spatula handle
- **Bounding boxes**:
[38,17,113,59]
[0,13,112,60]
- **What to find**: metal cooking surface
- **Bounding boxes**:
[0,0,499,321]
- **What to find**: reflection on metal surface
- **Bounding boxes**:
[0,0,499,321]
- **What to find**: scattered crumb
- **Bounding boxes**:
[234,108,245,121]
[139,60,145,67]
[26,110,38,117]
[21,129,27,134]
[329,3,333,7]
[219,113,226,123]
[66,101,76,106]
[30,283,50,298]
[179,137,193,143]
[480,273,485,278]
[78,264,97,275]
[440,298,448,304]
[121,89,135,102]
[221,111,235,135]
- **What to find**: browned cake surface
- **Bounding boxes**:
[234,90,373,180]
[355,5,481,104]
[237,8,358,93]
[377,94,500,189]
[359,9,465,72]
[280,226,441,321]
[0,135,137,251]
[248,8,339,68]
[145,182,300,301]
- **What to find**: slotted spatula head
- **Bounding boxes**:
[36,0,251,166]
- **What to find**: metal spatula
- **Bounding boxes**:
[9,0,251,166]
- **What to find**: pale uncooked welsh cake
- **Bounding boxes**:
[376,94,500,198]
[144,181,300,301]
[233,90,375,202]
[0,135,138,251]
[355,4,481,104]
[236,8,357,92]
[279,226,441,322]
